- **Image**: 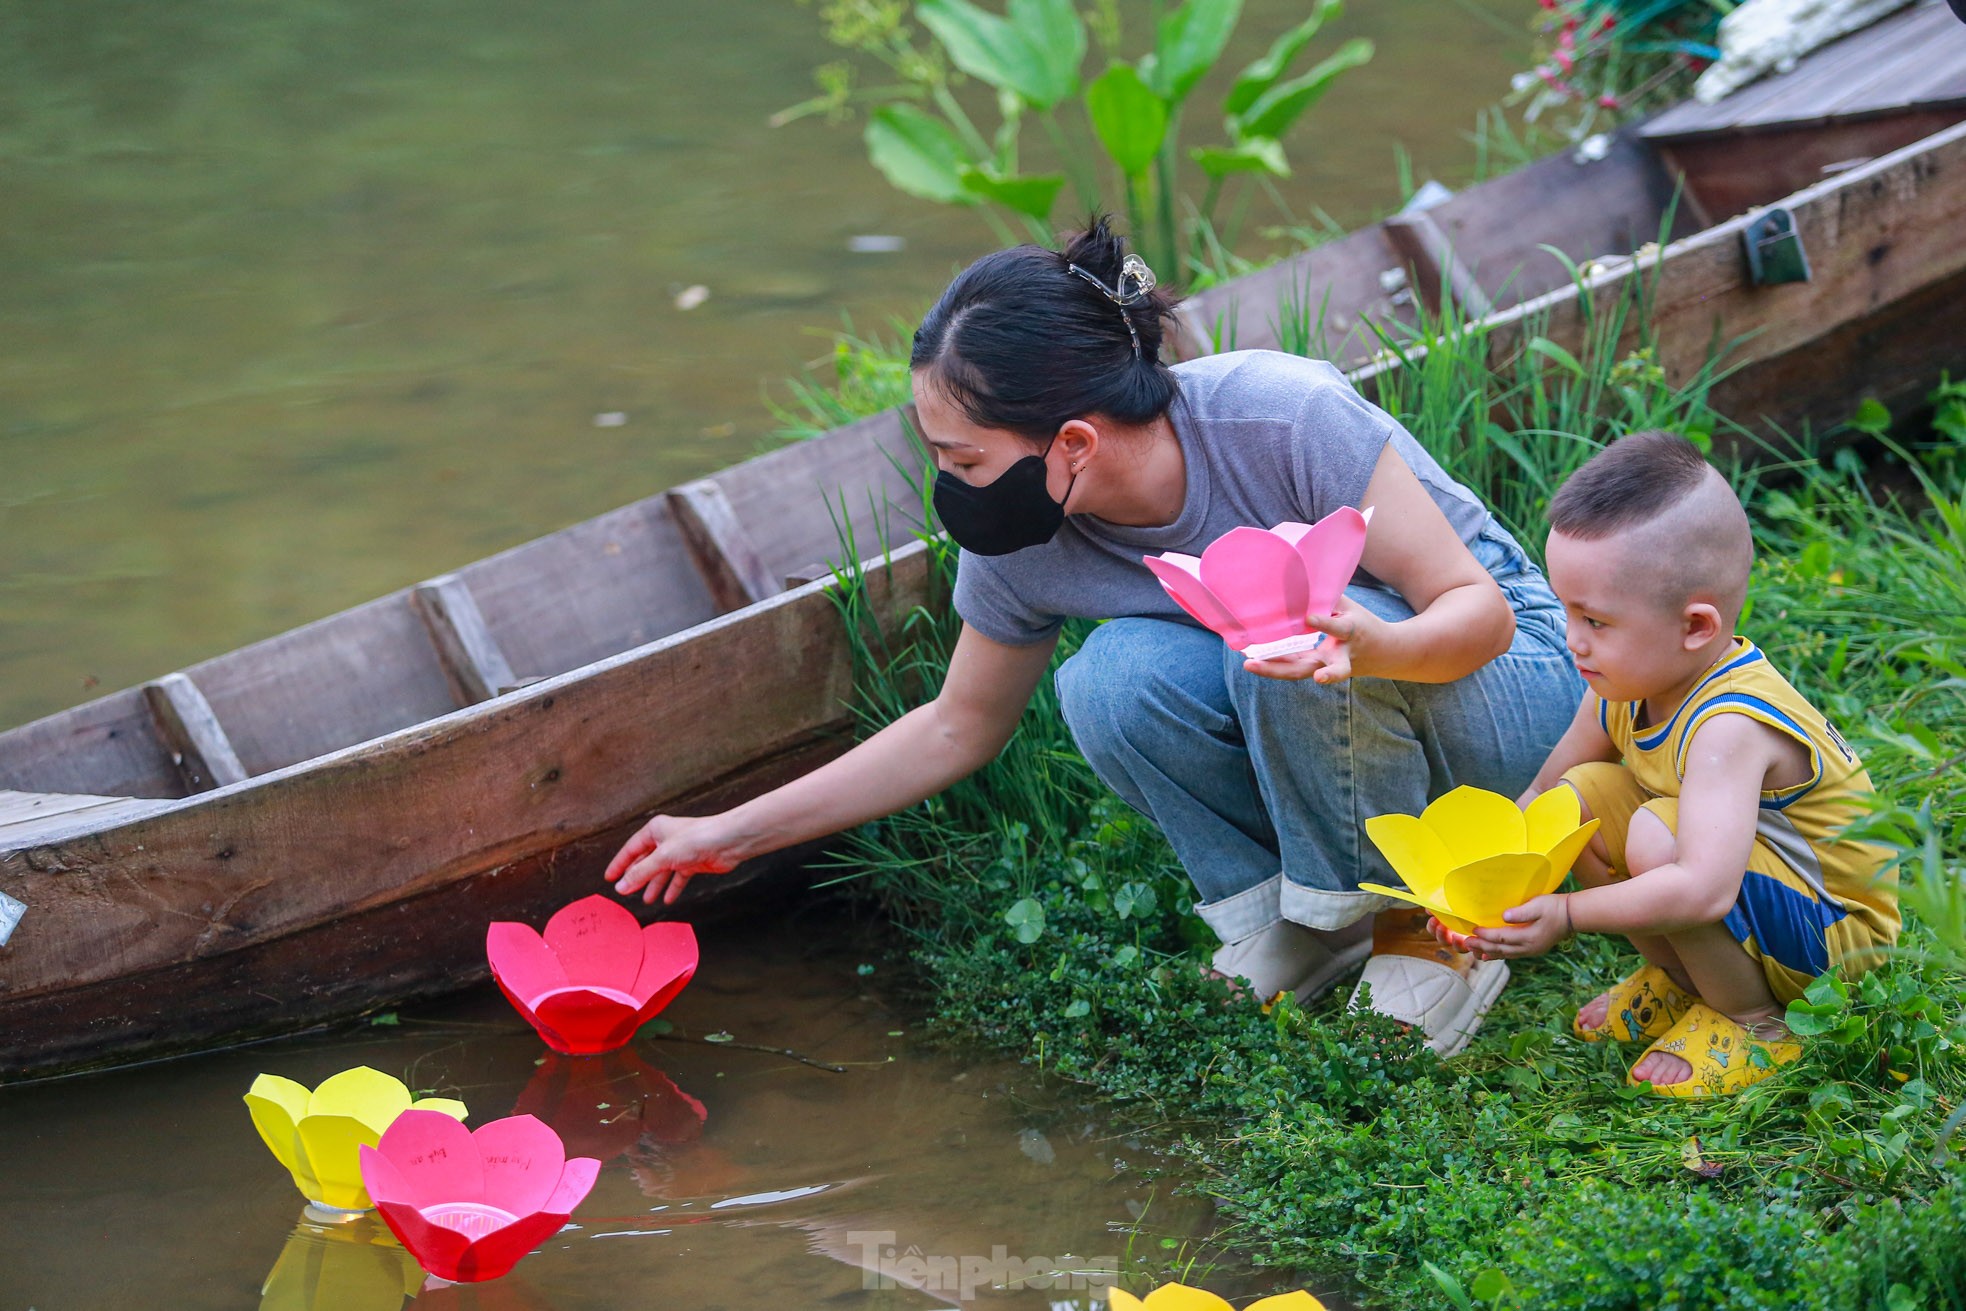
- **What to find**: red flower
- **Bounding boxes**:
[487,895,699,1055]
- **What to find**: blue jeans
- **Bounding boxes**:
[1054,523,1584,943]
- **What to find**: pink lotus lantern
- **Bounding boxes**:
[487,894,698,1055]
[1143,506,1372,659]
[358,1110,600,1283]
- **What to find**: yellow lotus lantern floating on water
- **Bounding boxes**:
[1109,1283,1327,1309]
[245,1066,469,1215]
[1358,784,1601,935]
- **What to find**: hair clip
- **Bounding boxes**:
[1067,254,1158,359]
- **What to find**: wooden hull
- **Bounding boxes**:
[3,106,1962,1079]
[0,765,828,1080]
[1,544,939,1079]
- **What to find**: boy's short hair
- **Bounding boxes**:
[1547,430,1753,620]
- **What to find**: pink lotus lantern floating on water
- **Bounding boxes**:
[1142,507,1373,659]
[487,894,698,1055]
[359,1110,600,1283]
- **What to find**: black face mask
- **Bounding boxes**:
[932,438,1077,557]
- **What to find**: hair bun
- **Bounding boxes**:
[910,214,1184,440]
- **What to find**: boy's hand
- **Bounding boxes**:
[1426,915,1478,955]
[1469,893,1574,959]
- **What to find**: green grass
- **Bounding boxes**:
[797,275,1966,1307]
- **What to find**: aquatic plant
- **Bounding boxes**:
[1358,785,1600,934]
[244,1066,469,1213]
[486,894,698,1055]
[359,1110,600,1283]
[778,0,1372,281]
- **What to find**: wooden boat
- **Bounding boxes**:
[5,13,1964,1078]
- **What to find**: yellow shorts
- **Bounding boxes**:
[1560,761,1891,1005]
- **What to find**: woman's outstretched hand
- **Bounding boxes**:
[605,813,742,905]
[1242,597,1385,684]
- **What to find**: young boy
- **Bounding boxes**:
[1448,431,1899,1096]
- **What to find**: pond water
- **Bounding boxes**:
[0,912,1354,1309]
[0,0,1529,731]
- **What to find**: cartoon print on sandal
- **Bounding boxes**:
[1627,1002,1801,1098]
[1573,962,1697,1044]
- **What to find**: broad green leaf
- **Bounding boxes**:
[1086,64,1169,178]
[1004,897,1046,943]
[1113,880,1157,919]
[1009,0,1086,105]
[1191,137,1289,179]
[1231,36,1373,141]
[865,104,975,205]
[1849,396,1893,435]
[1225,0,1340,116]
[1148,0,1243,105]
[918,0,1083,110]
[959,165,1065,220]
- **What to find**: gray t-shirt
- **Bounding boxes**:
[952,349,1504,646]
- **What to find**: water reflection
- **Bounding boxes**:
[257,1214,431,1311]
[0,913,1345,1308]
[259,1212,559,1311]
[511,1050,707,1164]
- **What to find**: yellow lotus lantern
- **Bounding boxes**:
[1358,784,1601,934]
[245,1066,468,1215]
[1109,1284,1326,1310]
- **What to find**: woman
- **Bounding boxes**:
[606,220,1583,1056]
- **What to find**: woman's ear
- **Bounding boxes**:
[1054,418,1100,473]
[1682,601,1723,648]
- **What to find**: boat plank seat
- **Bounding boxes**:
[142,673,248,793]
[455,495,721,685]
[666,480,782,612]
[1410,128,1693,310]
[677,409,930,607]
[411,575,520,706]
[1642,0,1966,219]
[180,593,464,777]
[0,789,174,850]
[0,687,187,800]
[1174,221,1414,362]
[1383,209,1496,320]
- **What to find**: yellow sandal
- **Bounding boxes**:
[1627,1002,1802,1098]
[1573,963,1695,1044]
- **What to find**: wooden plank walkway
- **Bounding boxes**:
[1645,0,1966,140]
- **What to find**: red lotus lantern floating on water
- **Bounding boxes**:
[487,895,698,1055]
[1142,507,1372,659]
[358,1110,600,1283]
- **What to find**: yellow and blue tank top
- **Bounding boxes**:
[1598,635,1899,971]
